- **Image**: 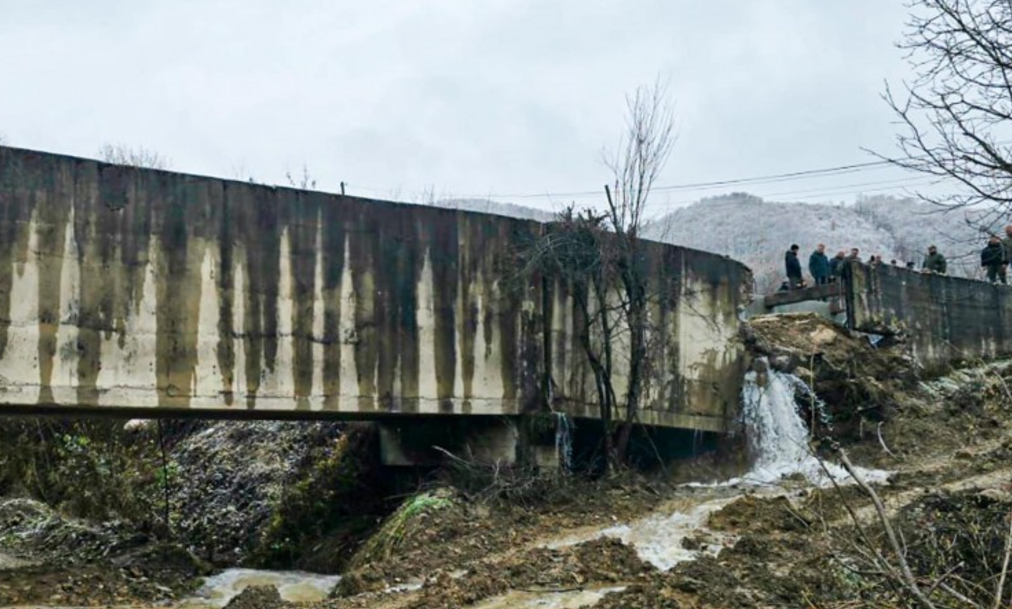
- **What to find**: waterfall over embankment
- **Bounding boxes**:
[739,357,888,485]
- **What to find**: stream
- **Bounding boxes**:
[176,569,341,607]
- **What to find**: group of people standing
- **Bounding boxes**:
[783,244,854,289]
[782,225,1012,290]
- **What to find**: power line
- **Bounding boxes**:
[464,159,897,201]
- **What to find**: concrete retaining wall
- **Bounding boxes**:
[0,146,751,431]
[847,262,1012,370]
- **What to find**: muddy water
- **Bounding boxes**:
[546,492,743,571]
[176,569,341,607]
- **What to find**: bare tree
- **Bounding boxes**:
[882,0,1012,223]
[517,79,676,468]
[98,143,169,170]
[285,163,317,190]
[603,79,677,458]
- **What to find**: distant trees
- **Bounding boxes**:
[98,144,169,170]
[884,0,1012,221]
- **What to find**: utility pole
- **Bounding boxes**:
[340,181,346,196]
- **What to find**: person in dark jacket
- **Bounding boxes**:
[785,244,803,288]
[1003,225,1012,268]
[922,245,947,274]
[808,243,831,285]
[828,250,846,281]
[982,235,1007,284]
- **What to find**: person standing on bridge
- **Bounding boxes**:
[828,250,847,282]
[785,244,803,289]
[808,244,830,285]
[1003,225,1012,271]
[922,245,947,275]
[982,235,1008,284]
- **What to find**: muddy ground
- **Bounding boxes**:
[3,313,1012,608]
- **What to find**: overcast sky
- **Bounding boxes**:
[0,1,922,214]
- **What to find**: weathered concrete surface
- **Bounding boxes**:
[847,262,1012,370]
[0,146,752,431]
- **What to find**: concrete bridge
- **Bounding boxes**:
[0,146,753,462]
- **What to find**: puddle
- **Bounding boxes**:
[176,568,341,608]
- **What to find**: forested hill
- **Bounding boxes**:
[644,194,985,291]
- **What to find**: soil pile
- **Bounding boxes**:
[0,498,207,606]
[224,585,286,609]
[746,313,915,438]
[590,494,844,608]
[405,537,653,609]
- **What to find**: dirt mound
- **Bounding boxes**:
[591,580,698,609]
[591,556,749,609]
[404,537,654,609]
[0,497,209,607]
[708,495,812,534]
[0,497,139,565]
[746,313,918,445]
[224,585,285,609]
[169,420,348,564]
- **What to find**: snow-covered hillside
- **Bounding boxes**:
[645,193,986,291]
[427,198,555,222]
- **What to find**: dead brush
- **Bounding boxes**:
[813,448,1012,609]
[429,446,576,509]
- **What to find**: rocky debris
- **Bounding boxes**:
[224,585,286,609]
[708,495,812,534]
[166,420,343,564]
[0,497,140,565]
[0,561,197,607]
[0,496,208,607]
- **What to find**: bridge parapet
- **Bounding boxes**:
[0,146,752,433]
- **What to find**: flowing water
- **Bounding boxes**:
[546,492,742,570]
[554,412,574,471]
[734,358,890,486]
[545,359,891,579]
[175,569,341,608]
